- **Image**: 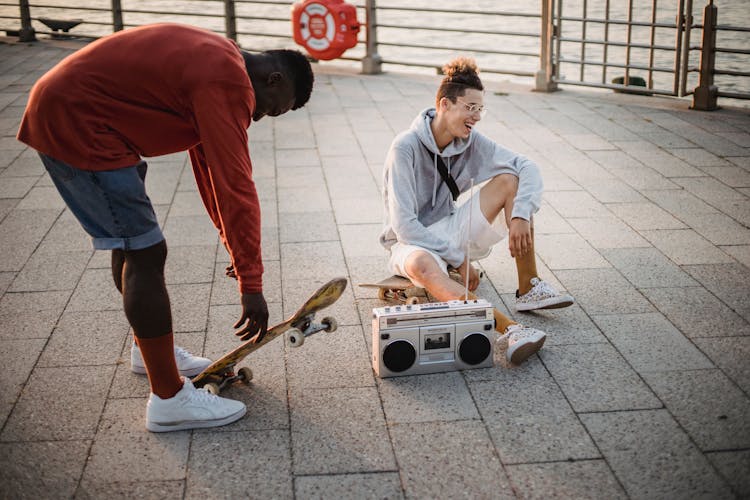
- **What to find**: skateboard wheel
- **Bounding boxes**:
[238,366,253,383]
[377,288,389,300]
[406,297,420,305]
[285,328,304,347]
[322,316,337,333]
[205,383,220,395]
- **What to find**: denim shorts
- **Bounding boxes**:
[39,153,164,251]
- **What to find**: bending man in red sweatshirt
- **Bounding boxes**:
[17,23,314,432]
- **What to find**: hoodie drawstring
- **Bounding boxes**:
[431,153,438,207]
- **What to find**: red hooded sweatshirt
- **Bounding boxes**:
[17,23,263,294]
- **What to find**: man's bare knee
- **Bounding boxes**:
[404,252,442,284]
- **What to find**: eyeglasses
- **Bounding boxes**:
[456,99,487,117]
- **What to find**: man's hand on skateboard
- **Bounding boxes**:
[235,292,269,342]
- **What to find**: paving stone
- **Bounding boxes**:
[0,175,35,198]
[642,188,720,222]
[15,185,65,210]
[168,283,210,333]
[1,365,114,441]
[378,371,479,424]
[641,369,750,451]
[699,166,750,188]
[295,472,403,500]
[67,268,122,312]
[278,186,331,213]
[568,216,650,249]
[9,249,91,292]
[280,241,346,281]
[162,214,217,246]
[673,176,746,205]
[38,310,129,368]
[592,313,715,372]
[543,191,611,218]
[0,338,45,403]
[0,270,13,295]
[0,304,61,341]
[0,440,89,499]
[693,336,750,393]
[602,247,698,288]
[339,223,383,259]
[0,208,60,271]
[607,201,687,230]
[501,297,606,345]
[640,229,733,265]
[580,409,733,499]
[608,165,678,190]
[290,387,395,474]
[186,430,292,499]
[706,450,750,499]
[76,480,185,500]
[533,201,576,234]
[684,263,750,322]
[471,377,599,464]
[535,233,610,270]
[721,244,750,268]
[35,209,91,252]
[506,460,627,500]
[287,323,373,391]
[556,268,654,315]
[275,147,320,167]
[540,343,660,412]
[390,420,513,499]
[641,287,750,338]
[669,147,729,167]
[279,210,338,243]
[83,398,190,483]
[164,244,216,285]
[688,212,750,245]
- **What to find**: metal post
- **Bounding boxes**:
[535,0,557,91]
[18,0,36,42]
[361,0,382,74]
[112,0,124,32]
[692,0,718,110]
[225,0,237,41]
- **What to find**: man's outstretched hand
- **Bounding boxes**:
[235,292,269,342]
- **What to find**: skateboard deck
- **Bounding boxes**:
[359,269,480,304]
[358,275,431,304]
[193,277,348,394]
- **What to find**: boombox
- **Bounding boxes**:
[372,299,496,377]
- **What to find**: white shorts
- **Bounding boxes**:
[388,191,507,288]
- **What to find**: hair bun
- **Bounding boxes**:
[442,57,480,81]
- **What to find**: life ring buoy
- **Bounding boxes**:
[292,0,360,60]
[298,3,336,52]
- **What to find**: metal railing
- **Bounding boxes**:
[1,0,747,108]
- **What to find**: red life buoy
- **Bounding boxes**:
[292,0,360,60]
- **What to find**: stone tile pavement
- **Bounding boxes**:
[1,38,749,499]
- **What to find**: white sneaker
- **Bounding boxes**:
[515,277,574,311]
[146,377,246,432]
[131,343,212,377]
[501,324,546,365]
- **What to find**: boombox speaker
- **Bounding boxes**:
[372,299,496,377]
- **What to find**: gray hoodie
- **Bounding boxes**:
[379,107,543,268]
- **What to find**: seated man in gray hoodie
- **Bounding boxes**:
[379,57,573,365]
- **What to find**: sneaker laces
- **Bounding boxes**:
[189,386,221,404]
[174,346,192,361]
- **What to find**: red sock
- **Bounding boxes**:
[136,334,183,399]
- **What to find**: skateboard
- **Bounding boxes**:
[192,277,348,394]
[359,269,469,305]
[358,275,431,304]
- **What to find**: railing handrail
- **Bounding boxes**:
[1,0,747,107]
